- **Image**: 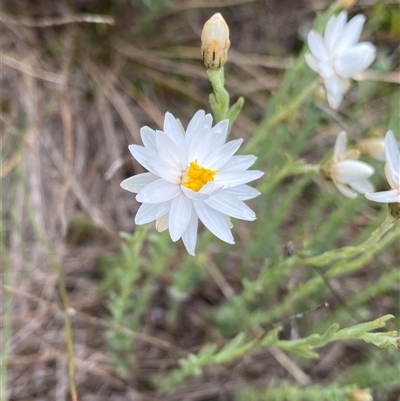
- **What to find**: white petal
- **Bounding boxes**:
[182,207,198,256]
[128,145,159,174]
[335,182,357,198]
[186,112,213,141]
[156,213,169,232]
[202,139,243,169]
[334,14,366,53]
[185,115,214,153]
[332,160,374,183]
[181,183,222,201]
[140,126,157,151]
[187,124,224,165]
[198,181,223,195]
[350,179,375,194]
[365,189,400,203]
[120,172,159,193]
[224,214,233,229]
[150,159,182,184]
[324,76,344,110]
[136,179,181,203]
[334,43,376,78]
[210,119,229,148]
[305,53,318,72]
[214,170,264,187]
[181,186,210,201]
[384,131,400,188]
[168,195,192,241]
[334,131,348,160]
[324,12,348,53]
[135,201,172,225]
[186,110,205,136]
[221,155,257,172]
[317,61,335,78]
[163,112,186,152]
[224,185,260,200]
[193,202,234,244]
[205,191,256,221]
[307,30,328,60]
[155,131,186,169]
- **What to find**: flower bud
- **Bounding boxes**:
[339,0,357,10]
[201,13,230,71]
[358,138,385,161]
[348,389,373,401]
[388,202,400,220]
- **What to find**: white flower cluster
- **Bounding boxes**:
[324,130,399,204]
[121,111,263,255]
[306,11,376,109]
[305,11,399,206]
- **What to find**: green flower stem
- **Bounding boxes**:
[207,68,229,121]
[271,314,397,358]
[300,215,396,267]
[244,80,320,154]
[207,68,244,129]
[257,159,320,193]
[158,314,397,392]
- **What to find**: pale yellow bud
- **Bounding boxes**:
[358,138,385,161]
[348,389,373,401]
[339,0,357,9]
[201,13,230,71]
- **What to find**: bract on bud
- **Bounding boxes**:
[201,13,230,71]
[348,389,373,401]
[389,202,400,219]
[358,138,385,161]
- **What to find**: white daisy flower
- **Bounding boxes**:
[321,131,375,198]
[366,130,400,204]
[121,110,263,255]
[305,11,376,109]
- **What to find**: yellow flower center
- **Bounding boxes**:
[182,160,218,192]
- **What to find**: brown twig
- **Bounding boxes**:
[0,12,114,27]
[1,53,66,85]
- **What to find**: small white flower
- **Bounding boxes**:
[365,130,400,204]
[121,110,263,255]
[305,11,376,109]
[322,131,375,198]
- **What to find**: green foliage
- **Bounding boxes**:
[158,332,256,393]
[100,227,172,376]
[236,381,363,401]
[157,316,397,392]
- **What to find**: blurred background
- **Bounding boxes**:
[1,0,399,400]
